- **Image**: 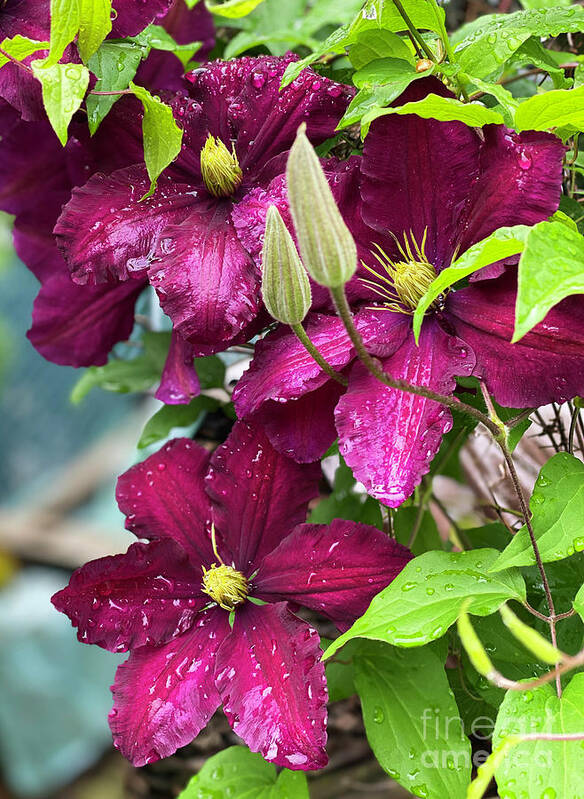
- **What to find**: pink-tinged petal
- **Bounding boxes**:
[215,602,327,770]
[55,165,196,285]
[155,331,200,405]
[446,273,584,407]
[205,422,321,571]
[51,539,205,653]
[27,272,144,366]
[116,438,214,564]
[360,78,479,269]
[336,319,476,506]
[110,608,228,766]
[254,520,412,630]
[111,0,172,37]
[13,203,67,280]
[254,379,345,463]
[231,174,289,268]
[149,201,260,353]
[459,127,564,256]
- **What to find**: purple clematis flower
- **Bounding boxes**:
[54,55,352,356]
[52,421,411,768]
[233,78,584,507]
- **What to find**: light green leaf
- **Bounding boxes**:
[0,35,49,69]
[129,83,183,199]
[177,746,308,799]
[511,38,572,89]
[454,7,584,80]
[518,0,571,8]
[133,24,202,67]
[361,93,505,137]
[47,0,80,66]
[573,583,584,622]
[513,220,584,341]
[138,396,220,449]
[492,673,584,799]
[281,25,351,86]
[348,28,412,68]
[206,0,266,18]
[466,75,519,126]
[86,42,143,133]
[515,85,584,133]
[355,641,471,799]
[467,738,520,799]
[358,0,448,39]
[413,225,529,343]
[323,549,525,658]
[77,0,112,62]
[492,453,584,571]
[31,60,89,145]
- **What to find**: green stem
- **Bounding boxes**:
[391,0,436,61]
[291,323,348,387]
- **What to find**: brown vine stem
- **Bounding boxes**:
[0,46,33,72]
[487,646,584,692]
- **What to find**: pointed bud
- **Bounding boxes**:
[457,604,495,679]
[261,205,312,325]
[499,604,563,665]
[286,124,357,288]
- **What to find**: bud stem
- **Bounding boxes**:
[291,323,348,387]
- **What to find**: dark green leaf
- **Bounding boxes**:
[138,396,220,449]
[393,506,442,557]
[86,42,143,133]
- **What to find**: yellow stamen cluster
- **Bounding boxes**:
[361,229,439,315]
[200,134,243,198]
[202,563,249,610]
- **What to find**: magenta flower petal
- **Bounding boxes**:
[205,422,320,571]
[336,320,475,506]
[459,127,564,255]
[149,203,260,352]
[446,272,584,406]
[111,0,172,37]
[215,602,327,769]
[255,379,345,463]
[27,272,144,366]
[55,166,196,285]
[254,520,412,630]
[155,331,200,405]
[360,78,480,268]
[110,608,228,767]
[116,438,214,564]
[51,539,206,653]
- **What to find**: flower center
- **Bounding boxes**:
[360,230,438,315]
[200,134,243,198]
[202,563,249,610]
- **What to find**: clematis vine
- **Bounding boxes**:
[233,78,584,507]
[54,55,353,357]
[52,422,411,768]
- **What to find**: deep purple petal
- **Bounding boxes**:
[155,330,200,405]
[27,272,143,366]
[215,602,327,770]
[459,127,564,256]
[360,78,479,269]
[336,319,475,506]
[55,165,196,284]
[116,438,214,564]
[446,272,584,406]
[254,520,413,630]
[205,422,321,572]
[51,539,205,653]
[111,0,172,37]
[254,379,345,463]
[109,608,228,766]
[149,200,260,353]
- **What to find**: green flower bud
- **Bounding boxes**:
[261,205,312,325]
[286,123,357,288]
[457,605,495,678]
[499,604,563,665]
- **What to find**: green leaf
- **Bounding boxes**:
[309,457,383,529]
[393,506,442,557]
[413,225,529,343]
[31,60,89,145]
[206,0,266,18]
[129,83,183,199]
[492,453,584,571]
[138,396,220,449]
[86,41,143,133]
[511,38,572,90]
[492,673,584,798]
[177,745,308,799]
[323,549,526,658]
[355,641,471,799]
[465,75,519,127]
[71,331,170,403]
[348,28,412,69]
[47,0,80,66]
[454,7,584,80]
[0,35,49,69]
[133,24,202,68]
[513,220,584,341]
[322,637,360,702]
[361,93,505,136]
[77,0,112,62]
[573,583,584,622]
[515,86,584,133]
